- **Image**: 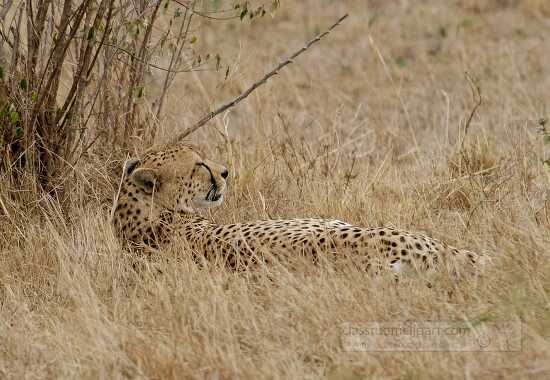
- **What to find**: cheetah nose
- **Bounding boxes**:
[221,169,229,179]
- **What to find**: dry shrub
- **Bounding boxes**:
[449,139,499,179]
[0,0,264,206]
[432,139,501,210]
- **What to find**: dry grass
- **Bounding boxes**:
[2,0,550,378]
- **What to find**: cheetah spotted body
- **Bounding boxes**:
[112,144,482,274]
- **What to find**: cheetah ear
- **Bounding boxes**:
[124,158,141,176]
[131,168,159,194]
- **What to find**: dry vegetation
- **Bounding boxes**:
[2,0,550,378]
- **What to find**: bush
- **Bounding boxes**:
[0,0,275,204]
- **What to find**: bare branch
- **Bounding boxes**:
[34,0,91,125]
[155,5,192,121]
[174,13,349,142]
[172,0,240,20]
[459,72,482,152]
[9,4,24,85]
[58,0,112,126]
[123,0,163,144]
[0,0,14,20]
[0,0,14,59]
[98,41,196,74]
[27,0,52,88]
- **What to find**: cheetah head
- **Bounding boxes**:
[124,144,229,213]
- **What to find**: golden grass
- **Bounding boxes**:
[1,0,550,378]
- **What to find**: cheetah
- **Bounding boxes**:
[112,143,484,275]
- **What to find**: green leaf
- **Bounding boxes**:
[368,14,378,27]
[31,91,38,103]
[210,0,221,11]
[10,110,19,125]
[239,3,248,20]
[190,35,198,44]
[20,79,27,90]
[395,56,407,67]
[460,17,473,28]
[15,127,23,139]
[175,7,182,17]
[136,86,144,98]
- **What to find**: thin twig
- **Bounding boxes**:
[0,0,14,54]
[9,4,23,83]
[123,0,163,143]
[0,0,14,20]
[459,72,482,152]
[155,5,193,121]
[172,0,240,20]
[174,14,349,142]
[99,41,194,73]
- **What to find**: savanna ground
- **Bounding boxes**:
[2,0,550,378]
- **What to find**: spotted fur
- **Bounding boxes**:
[112,144,483,274]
